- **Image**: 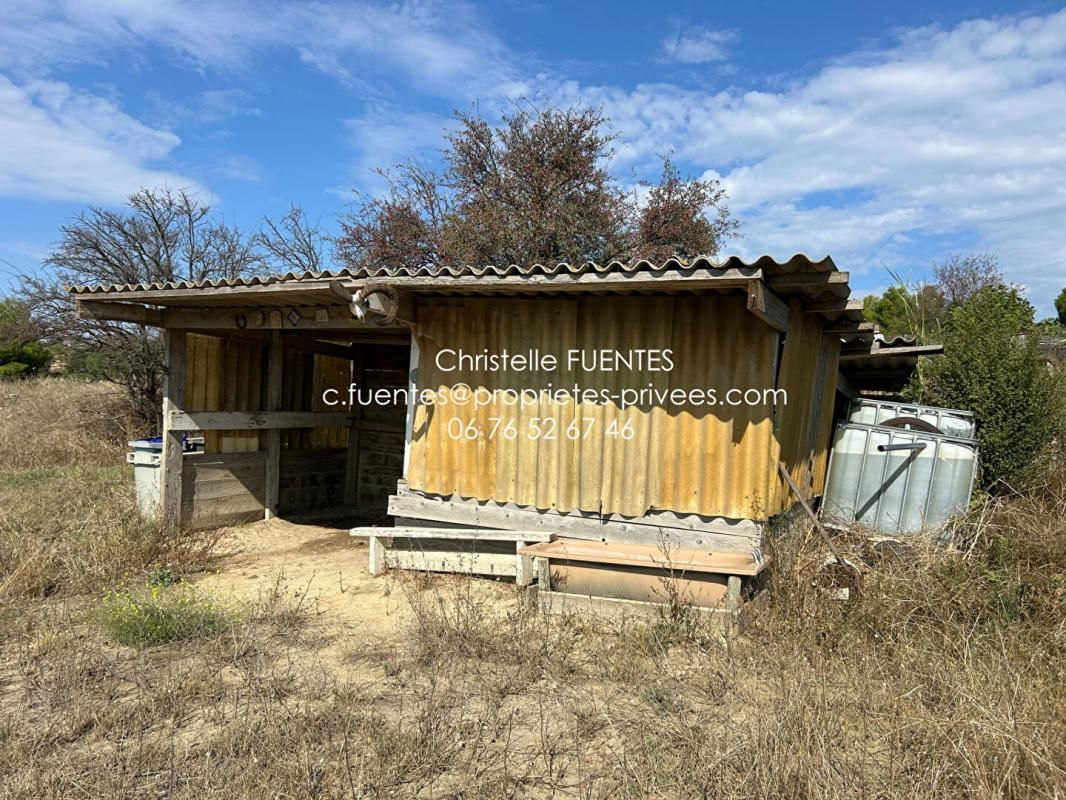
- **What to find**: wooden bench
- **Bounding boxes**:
[350,527,554,585]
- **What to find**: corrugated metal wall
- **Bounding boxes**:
[773,298,841,508]
[406,295,783,520]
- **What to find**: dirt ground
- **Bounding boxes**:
[194,517,519,657]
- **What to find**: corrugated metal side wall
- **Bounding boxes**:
[773,298,840,507]
[406,295,781,520]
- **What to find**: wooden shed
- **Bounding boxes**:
[72,255,872,612]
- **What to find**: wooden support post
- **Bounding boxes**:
[726,575,742,612]
[344,355,366,506]
[515,541,534,587]
[264,330,283,520]
[402,332,419,479]
[746,279,791,333]
[535,557,550,589]
[161,329,187,530]
[368,535,385,575]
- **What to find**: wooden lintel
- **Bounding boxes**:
[746,280,790,333]
[159,304,411,331]
[76,299,163,326]
[278,335,354,361]
[165,411,405,433]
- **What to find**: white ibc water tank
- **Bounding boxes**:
[823,422,978,535]
[847,399,976,440]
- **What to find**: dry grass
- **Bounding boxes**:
[0,377,131,470]
[0,378,1064,798]
[0,378,216,598]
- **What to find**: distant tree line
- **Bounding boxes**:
[862,254,1065,491]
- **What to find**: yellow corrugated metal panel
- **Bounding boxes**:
[406,295,780,520]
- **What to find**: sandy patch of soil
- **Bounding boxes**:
[193,517,517,649]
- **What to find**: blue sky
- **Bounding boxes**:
[1,1,1064,315]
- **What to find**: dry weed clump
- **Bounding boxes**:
[632,462,1066,799]
[403,575,585,679]
[0,377,131,470]
[0,467,218,597]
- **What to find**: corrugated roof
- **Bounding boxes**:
[68,253,837,295]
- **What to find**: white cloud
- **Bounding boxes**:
[536,10,1066,312]
[0,76,202,203]
[0,0,511,207]
[342,105,455,195]
[0,1,513,97]
[661,24,737,64]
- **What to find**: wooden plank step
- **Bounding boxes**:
[519,538,766,576]
[383,549,517,577]
[537,591,735,626]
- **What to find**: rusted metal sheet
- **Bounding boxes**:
[519,539,765,575]
[406,294,782,520]
[773,299,840,509]
[549,562,730,608]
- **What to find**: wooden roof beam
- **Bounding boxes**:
[76,298,163,326]
[802,298,865,321]
[746,279,790,333]
[766,271,850,298]
[159,304,410,331]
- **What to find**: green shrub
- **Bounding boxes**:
[96,583,236,647]
[908,285,1064,490]
[0,342,50,379]
[0,298,51,378]
[0,361,29,380]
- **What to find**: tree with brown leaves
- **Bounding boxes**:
[337,106,739,270]
[635,157,739,262]
[23,189,261,431]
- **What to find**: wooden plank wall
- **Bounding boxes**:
[181,451,266,527]
[182,333,408,523]
[278,447,347,513]
[406,295,781,521]
[355,345,407,513]
[185,334,263,453]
